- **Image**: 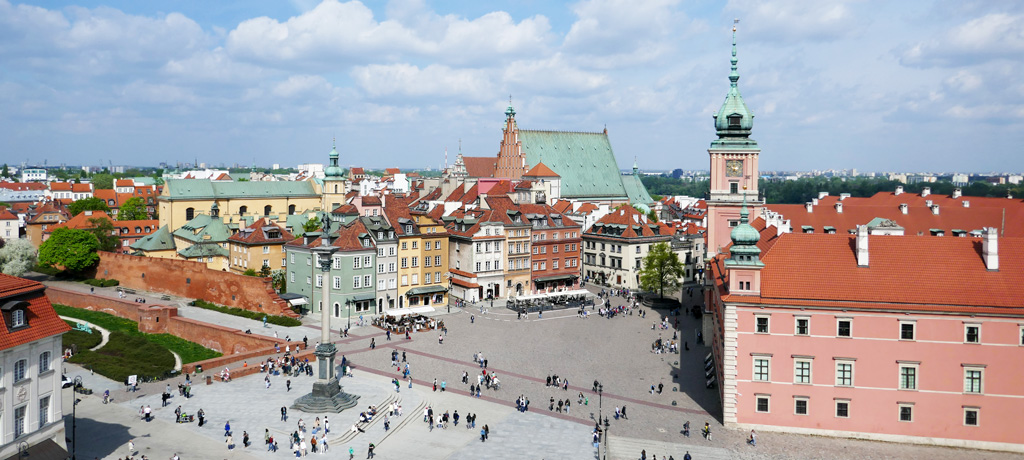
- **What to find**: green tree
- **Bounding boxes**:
[243,268,258,276]
[68,197,111,216]
[91,173,114,190]
[1,164,9,178]
[302,216,321,233]
[0,239,37,276]
[117,197,148,220]
[86,217,121,252]
[638,242,685,299]
[38,228,100,273]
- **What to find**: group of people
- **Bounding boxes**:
[422,405,482,436]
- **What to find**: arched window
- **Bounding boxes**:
[11,309,25,328]
[334,185,339,193]
[135,226,141,233]
[108,199,115,206]
[185,207,195,220]
[39,351,51,372]
[334,302,340,317]
[289,204,296,215]
[264,205,272,216]
[239,205,247,215]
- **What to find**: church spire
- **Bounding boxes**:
[730,19,740,89]
[712,19,757,146]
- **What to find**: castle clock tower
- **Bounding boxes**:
[707,23,762,256]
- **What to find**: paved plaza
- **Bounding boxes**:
[54,278,1024,460]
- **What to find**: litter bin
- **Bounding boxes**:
[206,376,212,385]
[195,365,203,373]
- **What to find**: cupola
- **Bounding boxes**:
[711,23,757,149]
[324,139,344,179]
[725,196,763,267]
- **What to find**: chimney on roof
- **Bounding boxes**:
[805,202,813,213]
[983,227,998,271]
[925,200,932,207]
[895,186,904,195]
[812,198,819,205]
[921,187,931,197]
[835,202,843,213]
[818,191,829,199]
[931,204,940,215]
[963,200,970,208]
[952,188,962,198]
[839,193,850,201]
[899,203,908,214]
[856,225,869,267]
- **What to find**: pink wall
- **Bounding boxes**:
[732,305,1024,448]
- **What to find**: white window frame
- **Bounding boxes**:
[794,396,809,415]
[964,323,981,344]
[752,355,771,382]
[315,274,323,288]
[795,316,810,336]
[332,256,341,270]
[835,359,854,387]
[835,399,850,418]
[794,358,812,385]
[363,255,371,266]
[353,257,361,269]
[353,276,360,289]
[14,405,26,438]
[963,407,980,426]
[435,272,441,283]
[39,351,51,373]
[363,275,371,287]
[755,394,770,413]
[333,276,341,290]
[899,320,916,341]
[898,402,914,422]
[39,395,51,428]
[963,365,984,394]
[289,272,295,283]
[13,359,27,383]
[411,273,418,285]
[898,361,919,390]
[755,314,770,334]
[11,310,24,328]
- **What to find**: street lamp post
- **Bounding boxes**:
[72,375,82,460]
[597,383,603,459]
[345,298,353,331]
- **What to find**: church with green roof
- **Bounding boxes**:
[464,103,654,206]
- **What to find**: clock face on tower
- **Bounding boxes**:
[726,159,743,177]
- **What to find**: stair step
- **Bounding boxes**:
[606,435,733,460]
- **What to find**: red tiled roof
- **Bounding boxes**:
[72,183,92,193]
[0,207,17,220]
[448,268,476,278]
[451,278,480,289]
[290,218,373,252]
[214,173,232,181]
[49,182,72,191]
[114,219,159,238]
[115,179,134,187]
[385,168,401,175]
[228,218,295,245]
[463,157,496,178]
[524,162,559,178]
[0,275,71,350]
[332,204,359,215]
[587,206,669,238]
[0,182,46,191]
[361,196,381,206]
[48,210,114,233]
[350,167,365,175]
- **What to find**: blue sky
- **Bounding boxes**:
[2,0,1022,173]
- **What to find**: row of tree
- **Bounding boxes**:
[641,175,1024,205]
[68,197,150,221]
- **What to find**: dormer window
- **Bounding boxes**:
[12,309,25,328]
[728,114,742,128]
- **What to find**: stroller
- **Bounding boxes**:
[176,412,195,424]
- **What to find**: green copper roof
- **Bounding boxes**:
[130,225,175,252]
[177,243,229,259]
[622,173,655,206]
[726,198,764,267]
[711,26,758,151]
[520,130,630,200]
[325,143,344,178]
[162,179,318,200]
[172,214,233,243]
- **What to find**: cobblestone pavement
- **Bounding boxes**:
[51,274,1023,460]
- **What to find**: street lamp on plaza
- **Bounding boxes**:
[345,298,353,331]
[292,212,360,413]
[597,383,603,459]
[71,375,82,460]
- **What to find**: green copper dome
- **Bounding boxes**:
[726,196,763,267]
[712,25,757,148]
[324,142,343,178]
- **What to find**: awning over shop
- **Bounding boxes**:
[405,285,447,296]
[532,274,579,283]
[279,293,308,306]
[384,306,436,317]
[349,292,375,302]
[512,289,591,302]
[451,278,480,289]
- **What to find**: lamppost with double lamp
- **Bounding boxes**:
[72,375,82,459]
[597,383,603,459]
[603,411,610,460]
[292,212,360,413]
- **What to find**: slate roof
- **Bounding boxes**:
[161,179,318,200]
[130,225,175,251]
[519,130,629,200]
[0,275,70,350]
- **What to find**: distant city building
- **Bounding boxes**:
[20,168,46,183]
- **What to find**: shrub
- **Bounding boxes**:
[62,321,103,350]
[83,278,120,287]
[67,332,175,383]
[54,305,138,333]
[147,334,221,364]
[191,299,302,327]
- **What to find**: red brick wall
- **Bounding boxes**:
[46,286,284,357]
[95,252,297,317]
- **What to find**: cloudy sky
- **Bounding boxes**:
[2,0,1022,173]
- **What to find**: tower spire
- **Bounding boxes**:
[730,19,740,88]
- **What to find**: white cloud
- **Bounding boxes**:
[163,48,267,84]
[272,75,333,98]
[900,13,1024,67]
[563,0,696,68]
[503,54,609,95]
[351,63,494,100]
[725,0,862,43]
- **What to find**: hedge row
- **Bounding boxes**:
[190,299,302,327]
[83,278,119,287]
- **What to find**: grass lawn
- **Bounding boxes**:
[56,305,222,380]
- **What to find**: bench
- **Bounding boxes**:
[118,287,137,295]
[73,323,92,334]
[160,295,172,301]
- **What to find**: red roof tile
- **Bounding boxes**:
[524,162,559,178]
[228,218,295,245]
[0,275,71,350]
[0,182,46,191]
[463,157,496,178]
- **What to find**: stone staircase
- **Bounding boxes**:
[605,435,732,460]
[333,391,402,445]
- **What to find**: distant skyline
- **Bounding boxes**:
[2,0,1022,172]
